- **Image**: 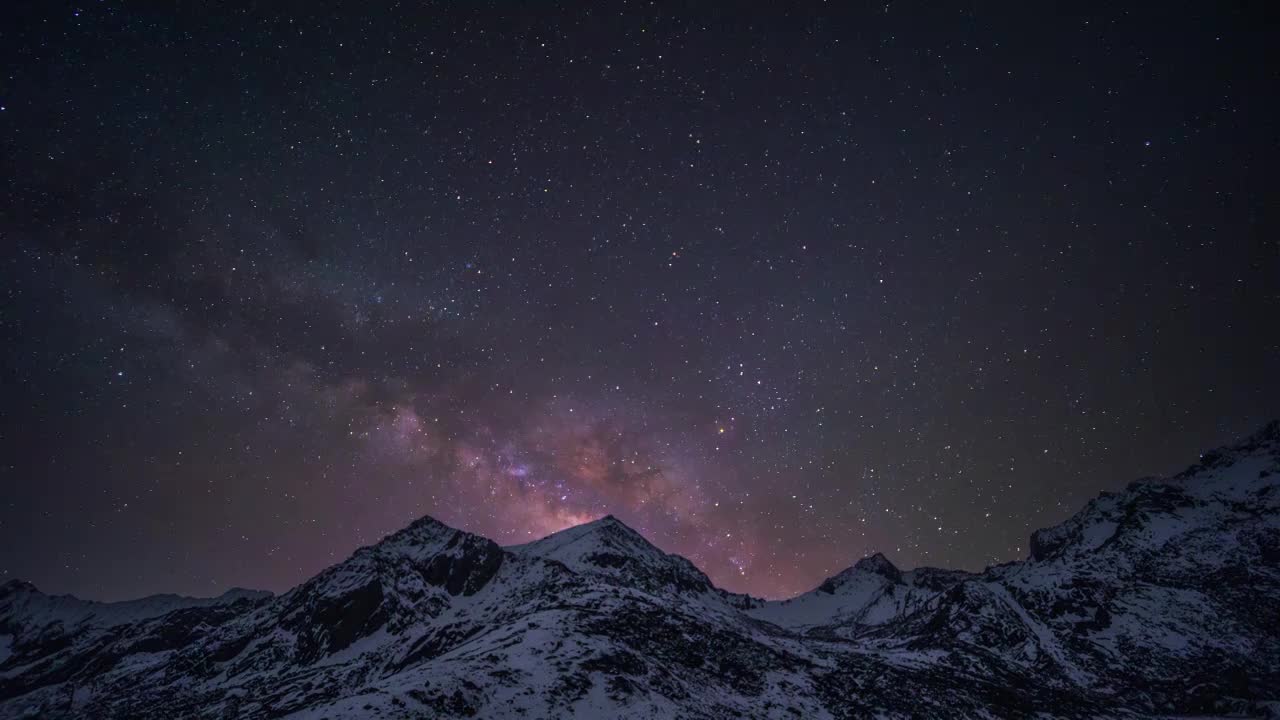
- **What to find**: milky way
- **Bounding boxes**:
[2,2,1276,600]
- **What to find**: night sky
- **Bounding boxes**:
[2,2,1276,602]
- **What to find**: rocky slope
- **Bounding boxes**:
[2,422,1278,718]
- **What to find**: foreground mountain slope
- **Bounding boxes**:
[1,421,1277,718]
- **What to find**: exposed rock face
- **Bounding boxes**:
[2,422,1278,718]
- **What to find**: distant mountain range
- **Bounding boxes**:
[3,422,1278,718]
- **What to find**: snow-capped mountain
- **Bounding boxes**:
[2,422,1278,718]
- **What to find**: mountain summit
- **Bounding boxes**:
[849,551,901,580]
[2,422,1278,718]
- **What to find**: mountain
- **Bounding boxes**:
[2,422,1278,718]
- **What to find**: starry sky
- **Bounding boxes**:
[1,2,1276,601]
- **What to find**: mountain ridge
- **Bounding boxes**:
[2,421,1278,718]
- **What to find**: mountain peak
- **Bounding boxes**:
[0,578,37,596]
[516,513,652,554]
[1173,419,1280,482]
[346,513,486,570]
[850,552,903,583]
[581,513,632,529]
[508,513,716,594]
[403,513,453,533]
[551,514,652,544]
[379,513,458,546]
[813,552,902,594]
